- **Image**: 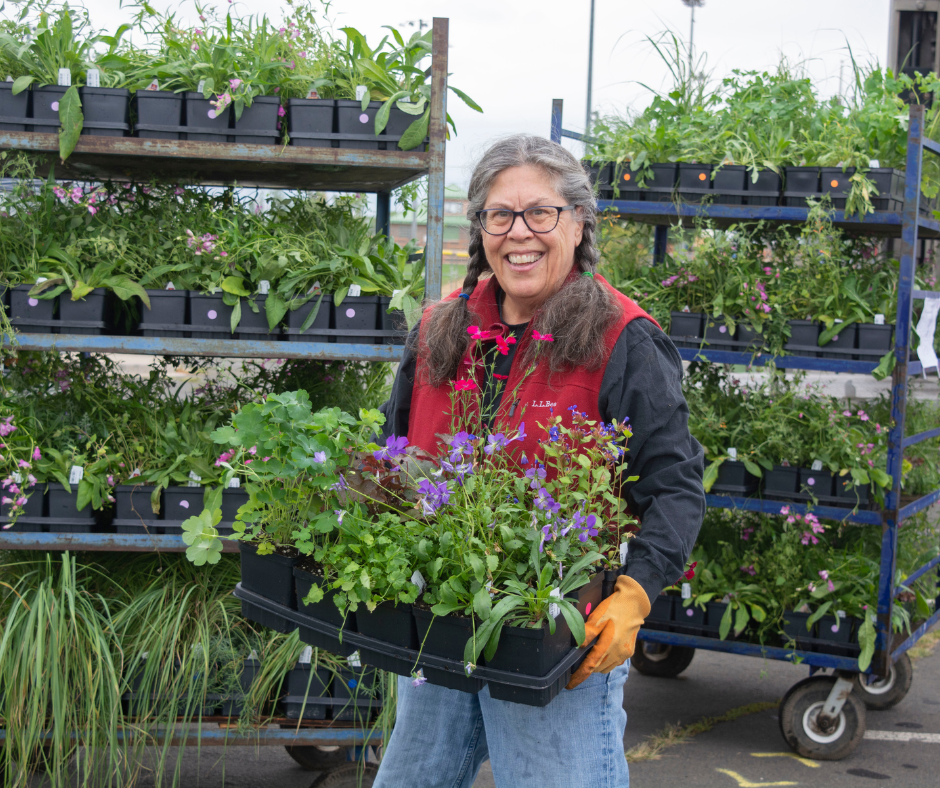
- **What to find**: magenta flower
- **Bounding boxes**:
[277,106,286,117]
[32,447,41,461]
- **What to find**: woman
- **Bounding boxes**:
[375,135,704,788]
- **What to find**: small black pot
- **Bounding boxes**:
[236,294,281,340]
[231,96,280,145]
[712,460,760,495]
[239,542,301,609]
[0,82,29,131]
[821,167,854,210]
[669,311,705,349]
[10,284,56,333]
[220,488,249,521]
[133,90,184,140]
[184,92,230,142]
[601,569,619,601]
[702,602,729,637]
[139,289,188,338]
[47,482,93,520]
[294,565,356,630]
[746,169,782,206]
[286,295,331,342]
[783,166,821,206]
[615,164,643,200]
[385,106,426,151]
[781,610,813,643]
[785,319,819,357]
[79,87,129,137]
[378,295,408,345]
[764,465,798,496]
[836,478,871,506]
[287,98,334,147]
[645,595,674,630]
[58,288,106,335]
[282,664,331,720]
[678,162,712,202]
[818,322,858,359]
[704,315,735,346]
[856,323,894,360]
[818,614,854,645]
[568,570,605,619]
[485,617,573,677]
[28,85,67,133]
[587,161,613,200]
[356,601,418,649]
[736,325,764,350]
[115,484,160,520]
[334,295,380,344]
[332,667,379,721]
[0,488,45,532]
[640,163,678,201]
[674,600,706,632]
[189,293,234,339]
[710,164,748,205]
[799,467,835,498]
[412,607,485,663]
[865,168,905,211]
[163,485,201,526]
[335,100,382,150]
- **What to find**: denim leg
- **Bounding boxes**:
[374,676,490,788]
[480,661,630,788]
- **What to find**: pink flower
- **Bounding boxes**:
[842,410,852,417]
[31,447,41,461]
[454,379,477,391]
[808,581,816,592]
[277,106,286,117]
[16,460,30,469]
[107,475,114,486]
[494,335,516,355]
[532,330,554,342]
[467,326,495,341]
[248,446,257,455]
[779,506,790,515]
[740,564,756,576]
[819,570,829,580]
[229,78,242,90]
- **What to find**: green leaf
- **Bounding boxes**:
[299,293,324,333]
[398,109,430,151]
[856,616,876,672]
[557,599,586,646]
[703,457,723,492]
[473,587,492,621]
[76,479,93,512]
[742,458,763,477]
[872,351,896,381]
[58,86,83,163]
[719,604,733,640]
[221,276,250,297]
[266,292,288,330]
[11,75,34,95]
[733,604,750,636]
[448,85,482,113]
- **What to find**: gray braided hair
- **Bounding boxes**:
[413,134,620,386]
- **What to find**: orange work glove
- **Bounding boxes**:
[566,575,651,689]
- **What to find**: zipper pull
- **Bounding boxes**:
[509,399,520,417]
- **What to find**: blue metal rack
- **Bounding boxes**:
[551,99,940,683]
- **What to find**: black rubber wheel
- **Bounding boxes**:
[309,763,378,787]
[779,676,866,760]
[631,642,695,677]
[285,745,349,770]
[853,652,913,710]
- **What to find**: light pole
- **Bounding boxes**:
[586,0,596,133]
[681,0,704,77]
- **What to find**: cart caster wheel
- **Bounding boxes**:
[309,763,378,787]
[779,676,866,760]
[631,642,695,677]
[285,744,349,770]
[854,652,913,710]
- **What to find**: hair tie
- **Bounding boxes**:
[458,293,470,300]
[581,271,594,278]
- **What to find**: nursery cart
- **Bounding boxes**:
[0,18,453,785]
[552,100,940,760]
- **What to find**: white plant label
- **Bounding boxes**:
[811,459,823,471]
[619,541,630,566]
[348,284,362,297]
[197,79,206,93]
[410,570,426,594]
[258,280,270,295]
[915,297,940,373]
[834,318,843,324]
[187,471,201,488]
[147,79,160,91]
[308,281,322,295]
[392,289,403,298]
[57,68,71,86]
[227,477,241,489]
[869,159,881,168]
[485,580,494,598]
[347,650,361,668]
[837,609,846,619]
[165,281,176,291]
[549,588,562,619]
[86,69,100,88]
[248,649,260,661]
[874,313,885,326]
[36,277,48,284]
[682,305,691,313]
[12,472,22,484]
[728,447,737,461]
[298,646,312,664]
[306,86,320,99]
[355,85,368,101]
[681,582,691,599]
[5,76,12,82]
[69,465,84,485]
[129,467,142,478]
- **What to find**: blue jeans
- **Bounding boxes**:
[374,662,630,788]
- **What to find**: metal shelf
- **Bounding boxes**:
[5,333,405,362]
[704,494,882,525]
[676,347,890,374]
[0,531,240,552]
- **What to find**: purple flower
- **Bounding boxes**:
[448,431,476,454]
[513,422,527,443]
[411,670,427,687]
[335,509,345,525]
[330,474,348,492]
[534,488,560,514]
[417,478,451,515]
[374,434,409,462]
[548,426,560,442]
[484,433,511,455]
[313,451,327,463]
[525,464,547,489]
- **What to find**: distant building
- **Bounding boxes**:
[389,184,470,259]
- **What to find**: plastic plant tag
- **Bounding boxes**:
[355,85,367,101]
[728,447,737,461]
[258,280,270,295]
[834,318,843,324]
[306,85,320,99]
[682,305,690,313]
[248,649,260,661]
[485,580,494,598]
[12,472,22,484]
[619,541,629,566]
[811,459,823,471]
[410,570,426,594]
[147,79,160,91]
[165,282,176,291]
[86,69,100,88]
[187,471,202,488]
[348,284,362,297]
[5,76,12,82]
[869,159,881,168]
[837,609,846,619]
[874,314,885,325]
[299,646,312,664]
[57,68,71,86]
[392,289,403,298]
[36,277,48,284]
[347,651,361,668]
[915,297,940,373]
[197,79,206,94]
[227,477,241,489]
[681,583,691,599]
[308,281,322,295]
[129,467,142,478]
[69,465,84,485]
[549,588,562,619]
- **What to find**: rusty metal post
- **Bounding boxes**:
[424,18,449,302]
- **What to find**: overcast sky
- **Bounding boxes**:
[73,0,892,187]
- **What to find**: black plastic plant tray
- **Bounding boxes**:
[0,516,47,532]
[234,584,592,707]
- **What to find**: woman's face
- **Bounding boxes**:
[480,164,583,324]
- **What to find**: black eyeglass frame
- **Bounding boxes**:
[475,205,577,236]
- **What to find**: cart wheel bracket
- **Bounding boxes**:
[817,675,855,731]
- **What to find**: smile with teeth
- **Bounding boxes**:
[507,252,544,265]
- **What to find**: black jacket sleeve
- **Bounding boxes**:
[598,318,706,603]
[378,325,419,441]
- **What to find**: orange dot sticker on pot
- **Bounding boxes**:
[699,172,707,181]
[623,173,631,182]
[831,180,839,188]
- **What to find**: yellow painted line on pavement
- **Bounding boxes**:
[716,768,798,787]
[751,752,820,768]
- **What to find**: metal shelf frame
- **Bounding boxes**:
[552,99,940,677]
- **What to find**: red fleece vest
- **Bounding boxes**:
[408,274,660,464]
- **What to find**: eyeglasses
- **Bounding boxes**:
[476,205,576,236]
